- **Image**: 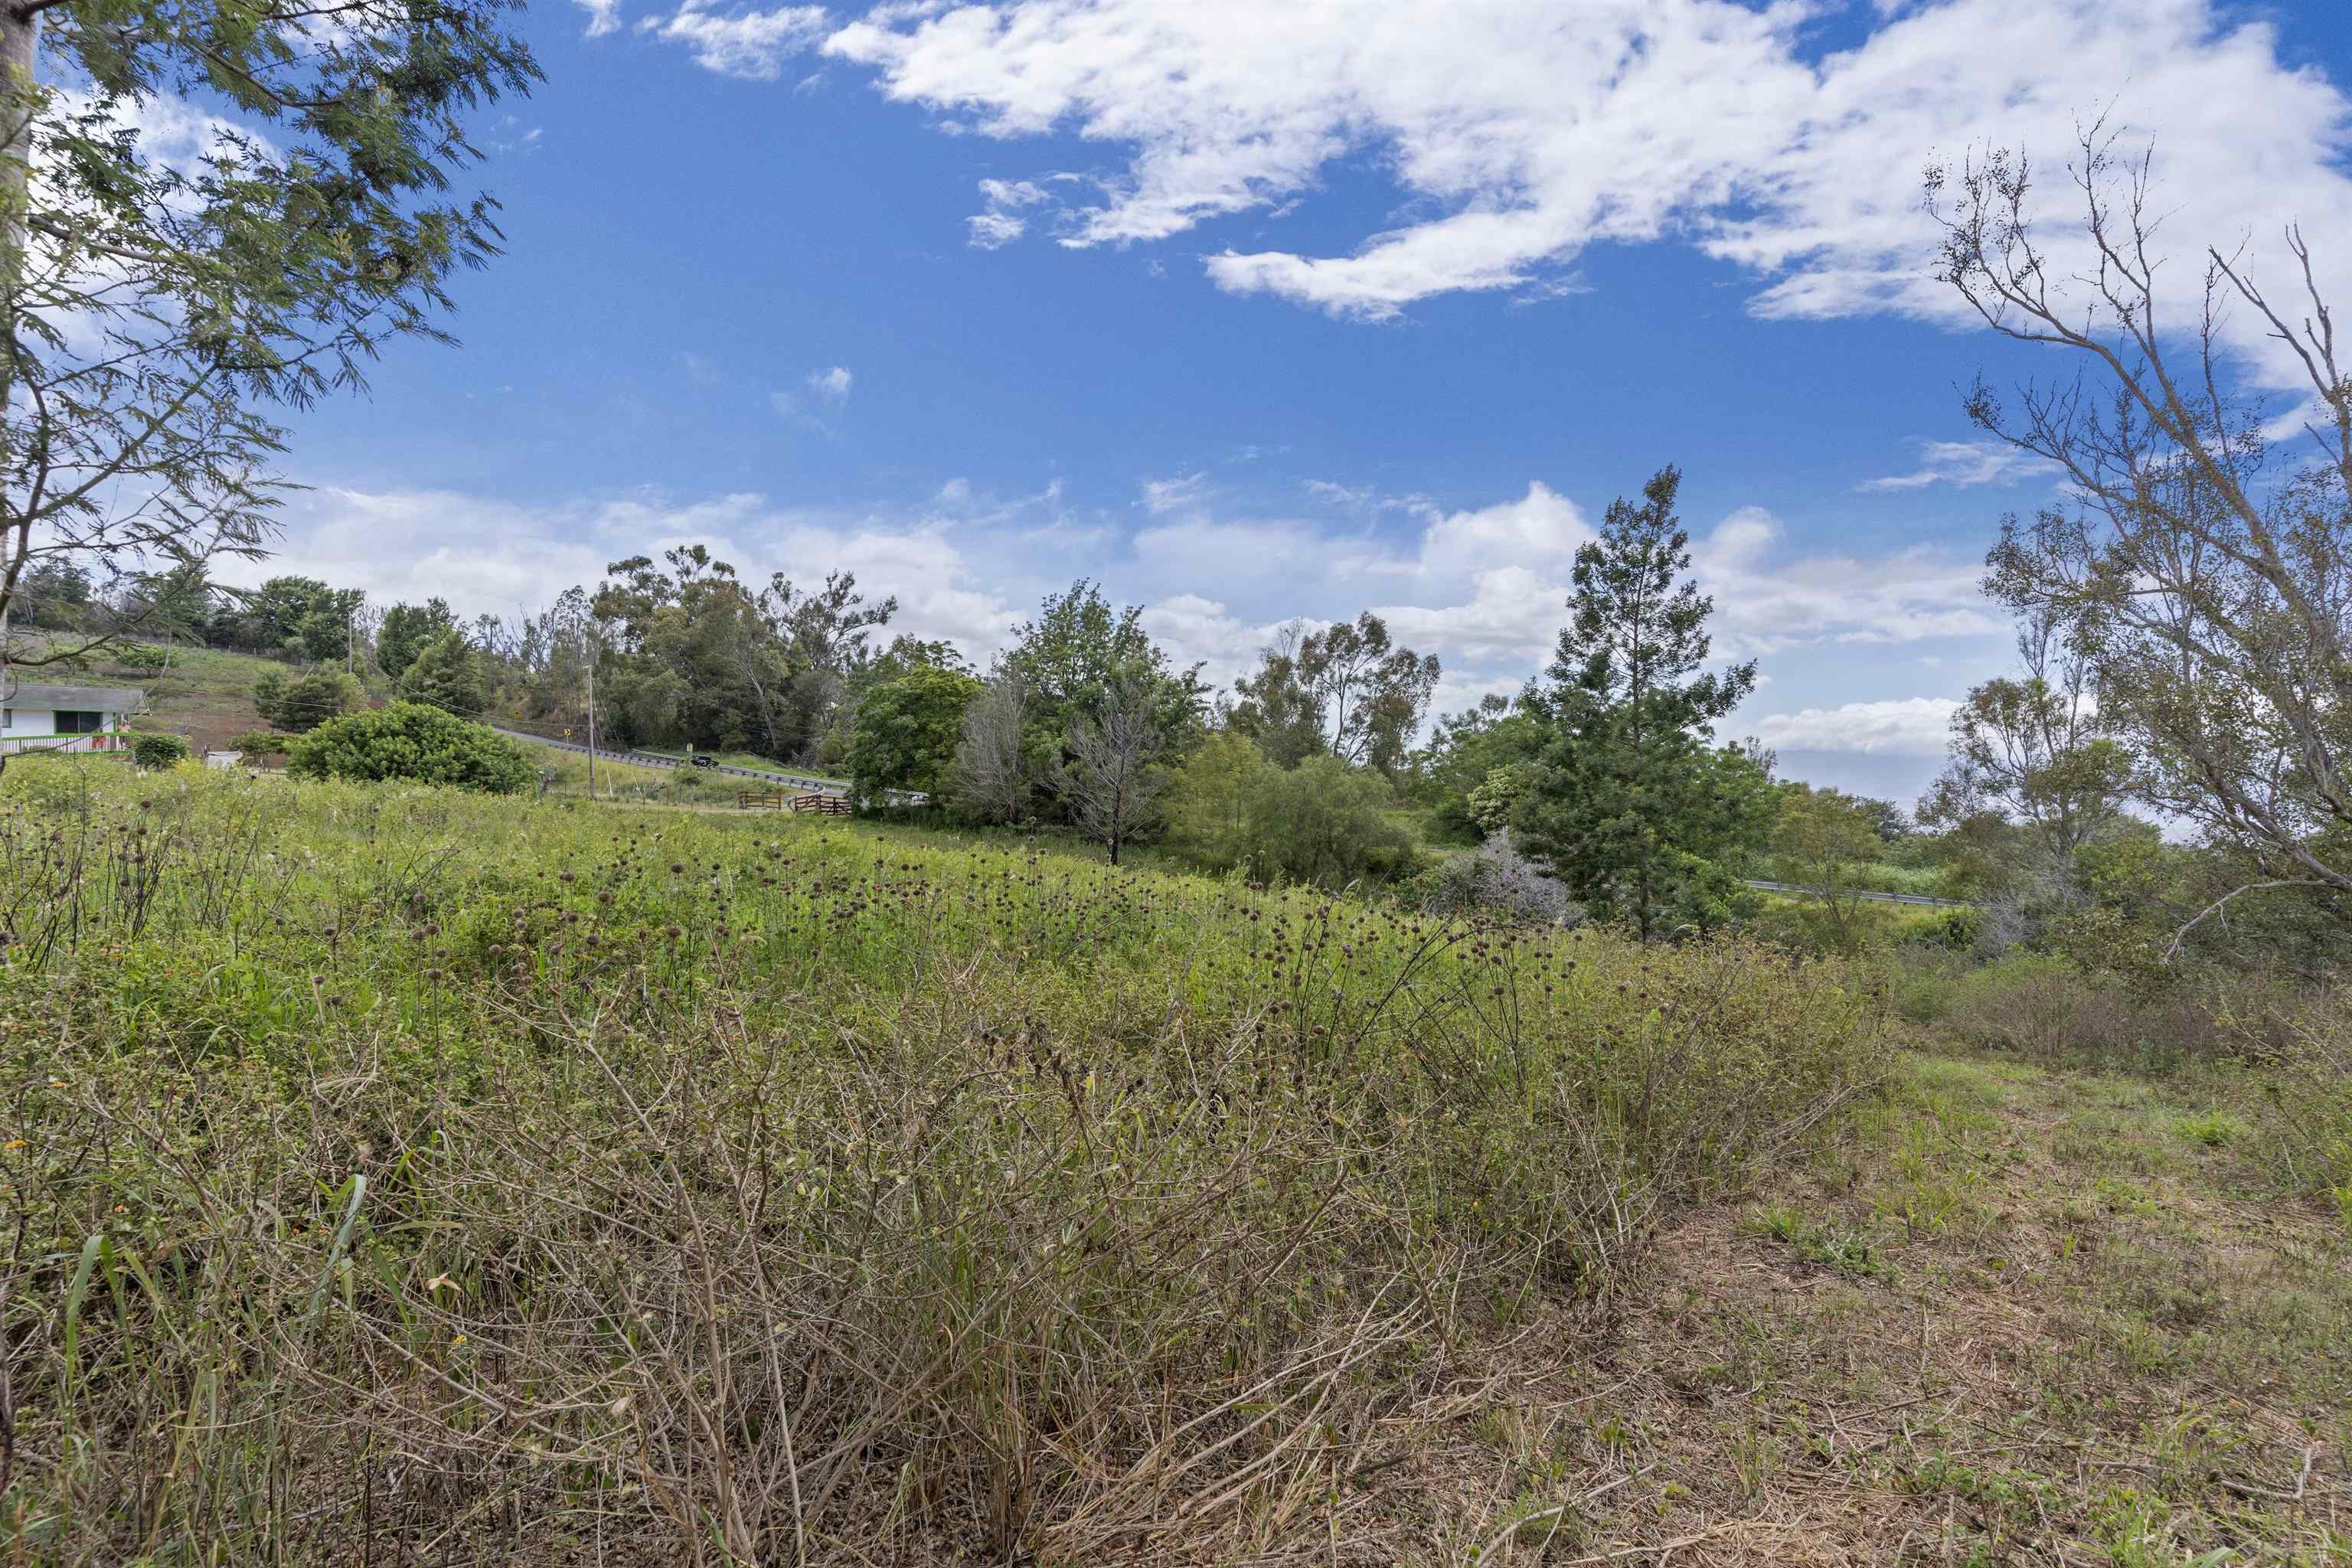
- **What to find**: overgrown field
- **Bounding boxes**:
[0,760,1882,1564]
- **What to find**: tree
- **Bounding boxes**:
[1514,466,1765,939]
[952,671,1041,825]
[1003,580,1207,749]
[1164,729,1269,868]
[1929,126,2352,942]
[1918,615,2125,866]
[400,629,488,716]
[378,599,459,680]
[253,668,364,733]
[1060,678,1168,866]
[1230,612,1440,773]
[1236,756,1419,889]
[0,0,537,714]
[288,704,533,794]
[15,560,90,629]
[1410,690,1548,841]
[129,731,190,769]
[847,663,982,805]
[1772,784,1890,953]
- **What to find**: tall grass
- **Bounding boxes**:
[0,760,1884,1563]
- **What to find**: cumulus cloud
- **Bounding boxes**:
[1861,439,2063,492]
[642,1,828,80]
[575,0,623,36]
[818,0,2352,384]
[1749,697,1962,756]
[805,364,854,403]
[242,483,1025,659]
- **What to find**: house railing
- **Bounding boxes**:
[0,734,128,756]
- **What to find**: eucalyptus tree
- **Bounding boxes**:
[1930,125,2352,942]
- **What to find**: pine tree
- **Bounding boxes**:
[1514,466,1765,939]
[400,630,488,717]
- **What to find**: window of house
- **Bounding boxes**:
[54,710,105,734]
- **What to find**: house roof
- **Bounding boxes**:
[2,682,147,712]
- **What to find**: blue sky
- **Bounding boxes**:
[240,0,2352,802]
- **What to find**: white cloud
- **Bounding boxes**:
[1861,439,2062,492]
[819,0,2352,384]
[643,1,828,80]
[1139,471,1207,514]
[680,351,721,385]
[243,484,1024,659]
[969,177,1050,249]
[1130,482,1992,697]
[1693,506,2004,655]
[1749,697,1960,756]
[576,0,623,35]
[805,364,854,403]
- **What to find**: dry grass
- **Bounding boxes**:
[1407,1053,2350,1565]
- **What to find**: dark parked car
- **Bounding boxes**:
[690,754,717,769]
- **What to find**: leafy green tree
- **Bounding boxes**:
[17,561,92,629]
[1771,783,1890,952]
[1230,612,1440,773]
[1238,756,1419,889]
[1165,730,1269,869]
[1410,691,1548,841]
[253,669,365,733]
[399,629,488,715]
[1918,616,2125,867]
[288,704,533,794]
[1004,580,1207,749]
[216,578,365,658]
[0,0,535,704]
[117,565,218,643]
[378,599,459,680]
[1514,466,1764,939]
[847,664,982,805]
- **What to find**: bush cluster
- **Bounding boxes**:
[0,766,1883,1562]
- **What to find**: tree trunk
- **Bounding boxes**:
[0,2,35,750]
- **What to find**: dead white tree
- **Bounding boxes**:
[952,670,1037,825]
[1060,678,1165,867]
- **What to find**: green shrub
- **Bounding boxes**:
[128,732,191,769]
[225,728,291,758]
[287,701,534,792]
[1235,755,1419,887]
[253,667,367,733]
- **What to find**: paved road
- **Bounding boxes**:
[490,726,910,800]
[1742,878,1968,910]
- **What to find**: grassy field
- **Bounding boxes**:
[0,757,2341,1563]
[0,759,1886,1564]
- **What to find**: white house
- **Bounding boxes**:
[0,682,145,756]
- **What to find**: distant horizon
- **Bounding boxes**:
[201,0,2351,815]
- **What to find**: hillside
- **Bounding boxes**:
[0,760,2341,1562]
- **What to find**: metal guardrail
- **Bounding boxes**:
[1741,878,1970,910]
[492,726,929,804]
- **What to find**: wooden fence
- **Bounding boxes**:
[740,790,851,815]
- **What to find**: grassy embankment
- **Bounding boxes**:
[0,759,1880,1564]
